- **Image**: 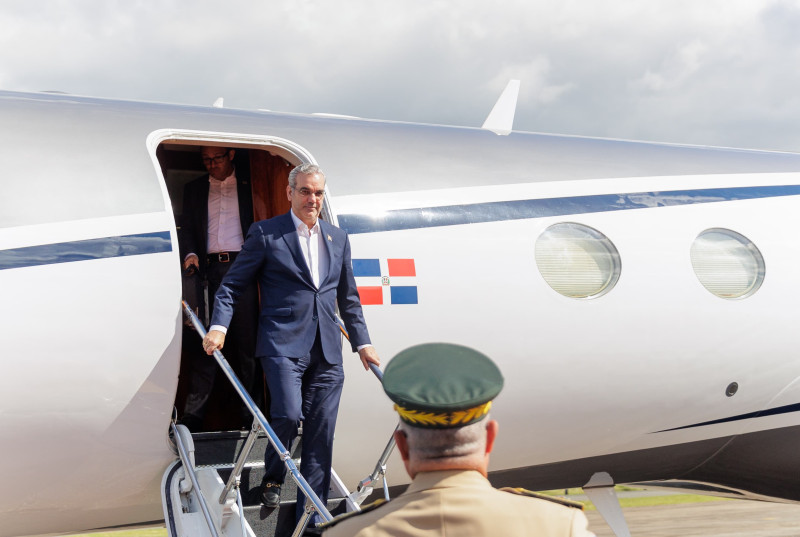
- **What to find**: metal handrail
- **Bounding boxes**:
[351,426,397,504]
[335,316,397,505]
[220,419,261,505]
[181,300,333,525]
[335,316,384,383]
[235,479,246,537]
[170,421,221,537]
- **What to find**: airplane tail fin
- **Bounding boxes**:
[482,79,520,136]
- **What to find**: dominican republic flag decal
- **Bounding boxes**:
[353,258,418,305]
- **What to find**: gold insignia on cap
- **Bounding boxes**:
[393,401,492,428]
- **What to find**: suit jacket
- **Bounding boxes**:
[211,211,371,362]
[179,172,254,277]
[323,470,595,537]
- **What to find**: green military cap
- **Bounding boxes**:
[382,343,504,429]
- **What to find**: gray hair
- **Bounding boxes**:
[398,416,489,462]
[288,163,325,188]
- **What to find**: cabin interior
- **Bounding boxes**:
[156,141,297,431]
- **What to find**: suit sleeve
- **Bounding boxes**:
[210,223,264,328]
[336,234,372,352]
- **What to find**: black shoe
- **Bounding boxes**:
[262,482,281,508]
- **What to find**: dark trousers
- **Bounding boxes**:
[183,259,258,423]
[261,332,344,522]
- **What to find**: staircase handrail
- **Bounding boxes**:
[181,300,333,524]
[335,315,383,382]
[169,421,221,537]
[335,316,397,504]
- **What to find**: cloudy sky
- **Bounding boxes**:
[2,0,800,151]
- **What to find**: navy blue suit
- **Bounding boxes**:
[211,210,371,516]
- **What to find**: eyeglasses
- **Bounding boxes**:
[201,151,230,166]
[293,187,326,198]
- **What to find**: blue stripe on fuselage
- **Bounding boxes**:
[0,231,172,270]
[338,185,800,234]
[654,402,800,433]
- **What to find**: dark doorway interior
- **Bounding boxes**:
[157,141,293,431]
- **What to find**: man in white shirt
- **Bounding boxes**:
[179,146,258,431]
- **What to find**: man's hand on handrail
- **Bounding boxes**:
[358,346,380,371]
[203,329,226,355]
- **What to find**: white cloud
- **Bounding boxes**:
[490,57,575,108]
[634,40,709,93]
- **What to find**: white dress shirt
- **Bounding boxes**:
[290,210,329,288]
[207,171,245,254]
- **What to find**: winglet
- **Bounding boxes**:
[583,472,632,537]
[212,97,224,108]
[481,80,520,136]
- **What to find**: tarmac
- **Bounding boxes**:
[584,499,800,537]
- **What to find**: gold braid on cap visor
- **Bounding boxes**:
[393,401,492,428]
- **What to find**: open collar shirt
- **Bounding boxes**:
[207,171,245,254]
[290,210,329,289]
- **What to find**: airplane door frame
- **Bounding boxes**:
[145,128,335,431]
[145,129,333,224]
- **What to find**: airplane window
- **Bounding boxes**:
[690,228,765,299]
[535,223,621,299]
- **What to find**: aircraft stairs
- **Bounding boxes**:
[166,427,348,536]
[162,301,395,537]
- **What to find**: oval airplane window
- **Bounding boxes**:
[535,223,621,299]
[690,228,765,299]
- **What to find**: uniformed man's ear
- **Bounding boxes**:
[485,420,499,455]
[393,429,410,461]
[394,429,416,477]
[227,149,235,160]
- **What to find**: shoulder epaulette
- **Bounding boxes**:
[499,487,585,509]
[317,499,388,530]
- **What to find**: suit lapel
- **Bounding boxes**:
[279,212,315,286]
[319,220,338,287]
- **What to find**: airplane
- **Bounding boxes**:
[2,85,800,537]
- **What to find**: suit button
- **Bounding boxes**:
[312,315,318,320]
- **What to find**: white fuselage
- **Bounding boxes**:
[2,90,800,536]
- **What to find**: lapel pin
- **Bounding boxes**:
[327,234,333,241]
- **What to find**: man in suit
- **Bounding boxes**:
[321,343,595,537]
[202,163,380,520]
[179,146,258,431]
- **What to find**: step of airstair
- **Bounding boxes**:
[191,429,348,537]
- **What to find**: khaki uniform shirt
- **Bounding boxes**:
[323,469,595,537]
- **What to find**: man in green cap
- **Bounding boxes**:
[322,343,595,537]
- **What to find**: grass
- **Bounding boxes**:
[539,486,731,511]
[612,493,727,509]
